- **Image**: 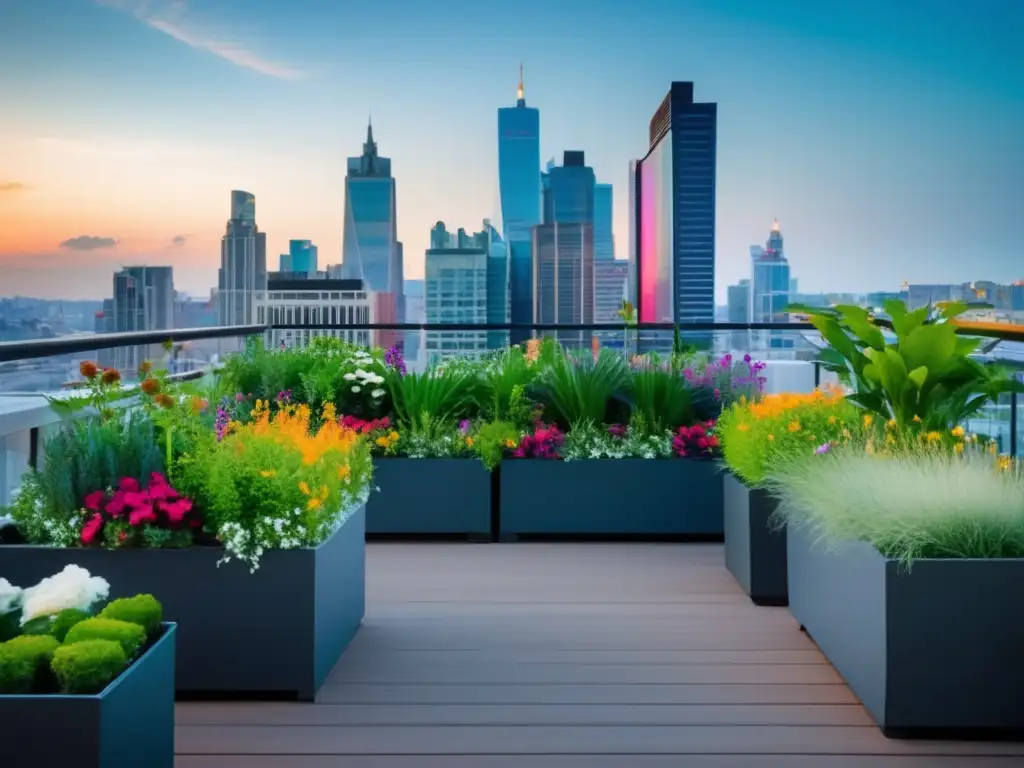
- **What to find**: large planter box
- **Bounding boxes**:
[723,472,787,606]
[787,524,1024,737]
[367,458,492,539]
[0,622,176,768]
[499,459,724,538]
[0,506,365,700]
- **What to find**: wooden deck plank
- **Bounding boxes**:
[175,543,1024,761]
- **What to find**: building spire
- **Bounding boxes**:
[517,62,525,104]
[366,111,374,145]
[771,217,780,232]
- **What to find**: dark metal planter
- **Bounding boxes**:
[787,524,1024,738]
[0,622,177,768]
[499,459,724,538]
[0,505,365,700]
[723,472,787,606]
[367,458,492,539]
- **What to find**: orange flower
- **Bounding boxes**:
[100,368,121,385]
[79,361,99,380]
[138,360,153,376]
[140,377,161,395]
[154,393,175,409]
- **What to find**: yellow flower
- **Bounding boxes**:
[912,414,922,423]
[886,419,896,430]
[735,422,751,432]
[886,434,895,445]
[951,425,965,438]
[322,402,337,423]
[787,420,801,433]
[925,431,941,442]
[375,436,389,448]
[465,436,474,447]
[389,431,399,442]
[827,415,837,425]
[259,470,276,478]
[337,465,350,479]
[298,481,311,495]
[307,498,322,510]
[767,434,775,442]
[504,438,517,448]
[863,414,873,427]
[954,442,965,454]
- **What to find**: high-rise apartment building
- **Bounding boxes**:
[727,279,751,351]
[594,183,614,261]
[218,190,267,327]
[633,82,717,327]
[424,222,491,363]
[254,276,375,350]
[498,66,541,343]
[98,266,174,372]
[341,122,402,305]
[750,220,792,349]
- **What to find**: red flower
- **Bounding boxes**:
[81,513,104,545]
[83,490,106,511]
[79,361,99,380]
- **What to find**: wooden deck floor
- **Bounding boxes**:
[175,543,1024,767]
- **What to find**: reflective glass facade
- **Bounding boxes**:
[638,131,674,323]
[594,183,614,261]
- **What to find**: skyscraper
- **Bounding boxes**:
[633,82,717,327]
[104,266,175,372]
[750,219,792,348]
[424,222,491,363]
[483,219,510,350]
[287,240,318,275]
[218,190,267,326]
[341,121,402,301]
[594,182,614,261]
[727,279,751,351]
[498,65,541,343]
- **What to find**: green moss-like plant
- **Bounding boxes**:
[64,617,146,657]
[50,608,90,643]
[50,639,126,694]
[0,634,60,693]
[97,594,162,637]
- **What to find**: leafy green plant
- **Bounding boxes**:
[0,634,59,693]
[471,420,520,470]
[64,617,146,657]
[386,365,479,439]
[479,347,540,422]
[765,444,1024,567]
[98,595,162,638]
[532,346,630,429]
[791,299,1024,430]
[627,358,694,434]
[50,639,127,694]
[50,609,90,643]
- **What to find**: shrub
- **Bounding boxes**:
[50,609,90,643]
[98,595,162,638]
[765,444,1024,566]
[64,617,146,657]
[0,635,60,693]
[532,347,629,429]
[51,639,127,694]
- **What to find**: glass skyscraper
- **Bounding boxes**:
[287,240,318,275]
[218,190,267,327]
[498,66,541,343]
[342,121,402,301]
[594,183,614,261]
[751,220,792,349]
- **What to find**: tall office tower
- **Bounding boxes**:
[727,279,751,351]
[594,183,614,261]
[483,219,510,351]
[634,82,717,337]
[498,65,542,344]
[285,240,319,275]
[104,266,175,372]
[218,190,267,327]
[750,219,792,349]
[424,222,490,364]
[341,121,401,299]
[533,151,596,348]
[594,260,629,322]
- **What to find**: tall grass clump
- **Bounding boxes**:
[765,445,1024,567]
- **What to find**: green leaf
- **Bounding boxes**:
[938,300,970,320]
[899,323,957,372]
[908,366,928,389]
[884,300,928,338]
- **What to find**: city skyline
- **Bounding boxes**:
[1,0,1021,301]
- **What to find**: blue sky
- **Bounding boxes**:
[0,0,1021,300]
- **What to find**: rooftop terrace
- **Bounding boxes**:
[175,543,1024,766]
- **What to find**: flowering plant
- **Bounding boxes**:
[176,400,373,572]
[17,565,110,628]
[46,361,125,420]
[562,422,674,461]
[512,421,564,459]
[79,473,200,549]
[683,353,766,419]
[672,421,721,458]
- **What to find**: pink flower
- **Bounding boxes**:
[119,477,140,493]
[83,490,106,512]
[105,492,126,517]
[161,498,193,524]
[128,505,157,526]
[81,513,104,545]
[122,490,150,508]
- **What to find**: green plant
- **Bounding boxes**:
[791,299,1024,430]
[98,595,162,637]
[46,360,126,420]
[627,358,694,434]
[50,609,90,643]
[386,365,479,439]
[479,347,539,422]
[0,634,60,693]
[765,444,1024,567]
[50,639,127,694]
[472,420,520,470]
[64,617,146,657]
[533,346,630,429]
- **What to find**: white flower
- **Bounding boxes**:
[343,372,356,381]
[351,385,362,393]
[371,388,385,398]
[20,565,110,625]
[0,578,22,615]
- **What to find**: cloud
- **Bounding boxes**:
[60,236,118,251]
[96,1,304,80]
[0,182,28,192]
[171,235,187,247]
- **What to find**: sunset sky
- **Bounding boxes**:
[0,0,1021,300]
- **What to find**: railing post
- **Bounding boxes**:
[28,426,39,470]
[813,362,821,389]
[1010,389,1018,459]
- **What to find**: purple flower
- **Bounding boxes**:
[815,442,831,455]
[215,407,230,442]
[276,389,292,404]
[384,344,407,376]
[607,424,627,438]
[234,392,244,403]
[458,419,472,435]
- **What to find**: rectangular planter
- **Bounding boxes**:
[787,524,1024,736]
[723,472,787,606]
[367,458,491,538]
[499,459,724,537]
[0,505,365,700]
[0,622,176,768]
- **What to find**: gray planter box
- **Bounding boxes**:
[499,459,724,537]
[788,524,1024,736]
[0,622,176,768]
[0,506,365,700]
[723,473,787,605]
[367,458,491,538]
